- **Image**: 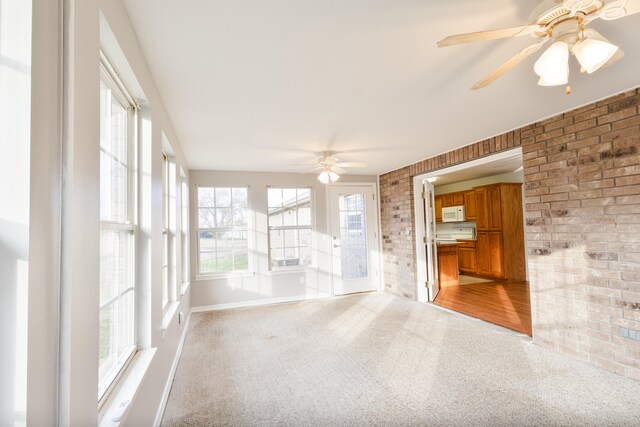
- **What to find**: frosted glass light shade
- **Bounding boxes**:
[534,41,569,80]
[318,171,330,183]
[537,71,568,86]
[318,170,340,184]
[572,37,618,74]
[534,41,569,86]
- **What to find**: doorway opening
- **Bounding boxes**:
[413,148,532,336]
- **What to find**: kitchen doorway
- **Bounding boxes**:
[412,148,532,335]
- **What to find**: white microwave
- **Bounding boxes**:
[442,205,465,222]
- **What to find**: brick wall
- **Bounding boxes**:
[379,88,640,380]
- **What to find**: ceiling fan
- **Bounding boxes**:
[438,0,640,91]
[295,151,367,183]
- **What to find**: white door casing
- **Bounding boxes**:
[328,184,379,295]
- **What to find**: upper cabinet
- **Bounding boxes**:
[463,190,476,220]
[434,195,443,222]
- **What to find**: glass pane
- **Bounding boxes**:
[215,208,232,228]
[299,247,312,266]
[284,247,299,266]
[269,212,283,227]
[232,206,247,227]
[216,231,233,253]
[117,290,135,355]
[100,153,127,223]
[216,251,233,271]
[200,252,216,273]
[198,187,215,207]
[199,231,216,252]
[271,249,284,268]
[270,229,284,250]
[283,209,296,226]
[100,230,130,306]
[282,188,296,206]
[198,208,215,228]
[99,304,115,381]
[268,188,283,208]
[297,206,311,226]
[299,228,312,247]
[284,229,298,248]
[232,188,247,208]
[234,251,249,270]
[339,193,368,280]
[297,188,310,203]
[215,188,231,207]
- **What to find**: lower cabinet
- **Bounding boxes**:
[457,240,476,274]
[475,231,504,279]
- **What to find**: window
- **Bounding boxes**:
[99,59,137,400]
[180,173,189,286]
[161,152,170,309]
[267,188,312,269]
[197,187,248,273]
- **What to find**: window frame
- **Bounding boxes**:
[196,185,250,277]
[180,172,190,292]
[98,54,139,405]
[267,187,315,271]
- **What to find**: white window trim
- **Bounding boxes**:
[267,187,316,272]
[195,185,251,278]
[98,52,139,406]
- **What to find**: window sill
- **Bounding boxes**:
[195,271,255,282]
[161,301,180,335]
[268,266,319,275]
[180,281,190,297]
[98,348,157,427]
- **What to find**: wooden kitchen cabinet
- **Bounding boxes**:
[453,192,464,206]
[475,232,491,276]
[487,185,502,231]
[475,187,488,230]
[457,240,476,274]
[472,183,526,281]
[434,195,443,222]
[463,190,476,220]
[442,193,454,207]
[437,243,460,287]
[489,231,504,278]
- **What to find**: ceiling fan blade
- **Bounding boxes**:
[300,166,322,174]
[471,40,548,90]
[437,25,543,48]
[624,0,640,16]
[332,166,346,175]
[336,162,367,168]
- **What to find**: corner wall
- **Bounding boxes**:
[379,88,640,381]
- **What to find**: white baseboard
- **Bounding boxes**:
[191,293,332,313]
[153,310,192,427]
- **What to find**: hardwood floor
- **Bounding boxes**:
[433,280,532,336]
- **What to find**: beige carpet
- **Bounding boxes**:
[162,292,640,426]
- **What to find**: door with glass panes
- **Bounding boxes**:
[328,185,379,295]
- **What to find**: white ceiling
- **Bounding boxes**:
[121,0,640,175]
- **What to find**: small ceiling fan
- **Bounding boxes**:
[295,151,367,183]
[438,0,640,90]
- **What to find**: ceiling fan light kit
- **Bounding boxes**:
[437,0,637,91]
[294,151,366,184]
[318,169,340,184]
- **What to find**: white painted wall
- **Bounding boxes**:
[189,171,377,308]
[0,1,32,425]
